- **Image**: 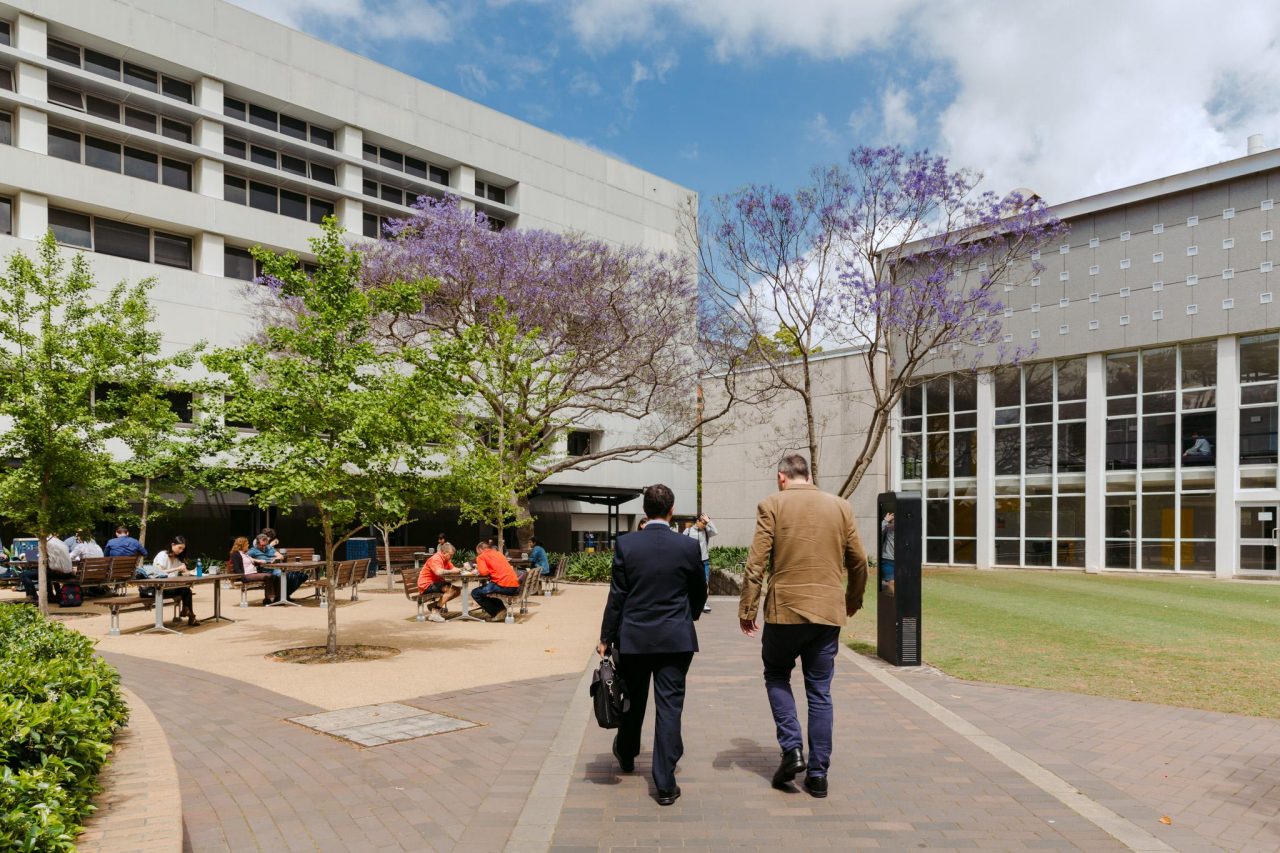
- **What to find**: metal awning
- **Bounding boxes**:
[530,484,642,506]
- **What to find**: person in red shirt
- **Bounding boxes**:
[418,543,461,622]
[470,540,522,621]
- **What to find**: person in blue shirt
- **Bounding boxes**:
[103,525,148,558]
[529,538,551,576]
[248,533,305,604]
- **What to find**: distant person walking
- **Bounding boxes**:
[739,453,868,799]
[683,512,717,613]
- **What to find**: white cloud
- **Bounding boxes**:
[679,142,700,160]
[569,70,603,96]
[229,0,455,43]
[879,84,917,144]
[457,63,494,95]
[806,112,837,144]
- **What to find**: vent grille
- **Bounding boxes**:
[901,617,920,665]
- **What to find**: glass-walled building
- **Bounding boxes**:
[894,144,1280,579]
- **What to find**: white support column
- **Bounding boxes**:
[193,76,223,115]
[1084,352,1106,573]
[194,156,223,199]
[975,371,995,569]
[15,62,46,102]
[194,232,224,277]
[336,126,364,235]
[15,13,47,56]
[1215,335,1239,579]
[451,164,476,212]
[14,192,48,241]
[14,106,47,155]
[336,197,363,236]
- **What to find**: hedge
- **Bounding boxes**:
[0,607,129,852]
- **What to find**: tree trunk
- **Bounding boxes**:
[801,360,820,482]
[322,515,338,656]
[379,524,393,592]
[138,476,152,548]
[513,493,534,549]
[36,535,49,617]
[839,409,890,500]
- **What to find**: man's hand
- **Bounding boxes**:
[739,617,758,637]
[596,642,609,658]
[846,601,861,617]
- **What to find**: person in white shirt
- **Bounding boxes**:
[21,534,75,601]
[69,534,104,562]
[152,535,196,626]
[684,513,717,613]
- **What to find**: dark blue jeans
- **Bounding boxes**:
[471,581,518,617]
[762,622,840,777]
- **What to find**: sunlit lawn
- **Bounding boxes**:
[842,568,1280,718]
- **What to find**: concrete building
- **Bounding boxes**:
[895,142,1280,579]
[0,0,694,554]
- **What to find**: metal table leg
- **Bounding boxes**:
[267,570,299,606]
[139,588,180,635]
[202,579,234,624]
[455,578,485,622]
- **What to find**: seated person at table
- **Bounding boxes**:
[70,533,104,561]
[153,535,197,626]
[227,536,274,600]
[528,538,551,576]
[248,533,305,603]
[104,525,148,559]
[417,543,461,622]
[469,540,521,621]
[21,534,77,603]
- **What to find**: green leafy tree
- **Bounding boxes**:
[0,233,184,614]
[203,219,462,655]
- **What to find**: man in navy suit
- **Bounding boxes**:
[598,483,707,806]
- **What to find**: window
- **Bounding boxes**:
[125,108,157,133]
[363,212,382,239]
[0,67,11,91]
[368,142,451,187]
[279,188,307,220]
[50,208,92,248]
[431,166,450,186]
[309,198,334,224]
[84,136,122,172]
[476,180,506,203]
[249,103,277,131]
[249,181,277,213]
[225,137,247,159]
[310,163,335,185]
[153,232,192,269]
[1,111,14,146]
[567,430,594,456]
[123,62,157,91]
[50,208,191,270]
[485,215,506,232]
[48,38,81,66]
[48,83,84,111]
[161,118,192,144]
[0,196,11,236]
[309,126,334,149]
[224,97,247,122]
[281,153,307,176]
[0,21,10,46]
[224,175,247,205]
[86,94,120,121]
[224,246,256,281]
[49,127,81,162]
[161,158,191,191]
[250,145,277,168]
[84,48,121,80]
[161,76,192,104]
[902,374,977,565]
[226,172,338,224]
[94,218,150,262]
[164,391,194,424]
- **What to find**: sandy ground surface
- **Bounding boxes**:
[4,577,608,710]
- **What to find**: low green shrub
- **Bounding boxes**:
[710,546,749,574]
[0,606,129,852]
[563,551,613,582]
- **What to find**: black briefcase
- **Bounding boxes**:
[590,648,630,729]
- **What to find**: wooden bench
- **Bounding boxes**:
[96,558,154,636]
[229,561,273,607]
[378,545,427,591]
[543,556,568,596]
[492,568,535,624]
[399,567,443,622]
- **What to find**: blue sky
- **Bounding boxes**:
[235,0,1280,207]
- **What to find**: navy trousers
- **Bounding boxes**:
[761,622,840,777]
[616,651,693,792]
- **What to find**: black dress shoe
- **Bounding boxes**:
[772,748,805,788]
[656,785,681,806]
[612,736,634,773]
[803,775,828,798]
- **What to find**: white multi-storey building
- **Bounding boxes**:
[0,0,695,553]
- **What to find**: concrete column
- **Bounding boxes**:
[194,232,223,276]
[14,13,47,56]
[451,164,476,212]
[1215,335,1239,579]
[193,76,223,115]
[15,62,47,103]
[194,118,223,153]
[14,191,48,241]
[194,157,223,199]
[334,126,365,235]
[336,125,362,158]
[14,106,47,155]
[1084,352,1106,573]
[975,371,995,569]
[336,197,363,236]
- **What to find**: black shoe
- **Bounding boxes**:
[656,785,681,806]
[803,775,828,798]
[772,748,805,788]
[612,736,634,773]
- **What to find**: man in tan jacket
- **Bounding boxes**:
[739,453,867,798]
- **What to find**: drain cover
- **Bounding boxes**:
[289,702,478,746]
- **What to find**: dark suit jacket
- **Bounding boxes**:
[600,523,707,655]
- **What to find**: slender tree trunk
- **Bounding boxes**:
[139,476,152,548]
[36,536,49,617]
[801,361,820,482]
[513,493,534,549]
[839,409,890,500]
[322,514,337,656]
[379,524,393,591]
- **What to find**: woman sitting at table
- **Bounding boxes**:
[528,538,551,577]
[228,536,275,603]
[247,533,305,604]
[153,535,197,626]
[418,543,461,622]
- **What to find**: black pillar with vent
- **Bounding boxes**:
[876,491,922,666]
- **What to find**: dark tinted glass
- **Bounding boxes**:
[47,39,80,66]
[0,21,11,47]
[161,76,192,103]
[224,138,246,158]
[84,48,120,80]
[224,246,255,281]
[279,114,307,140]
[164,391,194,423]
[86,95,120,121]
[124,108,157,133]
[0,196,11,235]
[224,175,247,205]
[430,166,450,186]
[380,149,403,170]
[363,179,378,197]
[309,198,334,224]
[223,98,247,121]
[363,212,379,238]
[50,208,92,248]
[309,126,334,148]
[84,136,122,172]
[249,181,277,212]
[123,62,158,91]
[310,163,335,185]
[405,156,427,178]
[47,84,83,110]
[280,153,307,176]
[48,127,81,162]
[380,185,403,205]
[123,147,158,181]
[161,159,191,190]
[487,184,506,203]
[249,103,277,130]
[279,189,307,220]
[0,69,9,92]
[94,218,151,261]
[153,232,192,269]
[363,142,379,162]
[250,145,276,167]
[161,119,192,143]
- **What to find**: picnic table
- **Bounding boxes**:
[263,559,326,607]
[123,574,227,635]
[439,570,486,622]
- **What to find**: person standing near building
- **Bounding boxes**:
[683,512,717,613]
[598,484,707,806]
[739,454,868,799]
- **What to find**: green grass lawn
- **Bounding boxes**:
[842,569,1280,718]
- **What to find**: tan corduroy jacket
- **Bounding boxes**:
[738,482,868,626]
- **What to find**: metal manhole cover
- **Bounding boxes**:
[288,702,478,746]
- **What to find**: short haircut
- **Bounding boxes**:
[255,533,270,544]
[115,525,128,535]
[643,484,675,519]
[778,453,811,481]
[439,542,456,555]
[476,540,491,551]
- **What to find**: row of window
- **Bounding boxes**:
[1,64,11,91]
[223,96,334,149]
[0,20,10,46]
[47,37,193,103]
[474,180,508,205]
[224,174,335,224]
[46,82,193,143]
[362,142,449,186]
[49,126,192,191]
[225,136,336,185]
[49,207,191,269]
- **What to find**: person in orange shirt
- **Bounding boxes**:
[418,542,461,622]
[470,540,522,621]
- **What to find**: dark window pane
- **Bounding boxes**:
[1024,361,1053,404]
[487,184,506,203]
[1182,494,1215,539]
[926,376,949,413]
[1057,421,1086,473]
[379,148,403,170]
[1143,346,1176,392]
[1058,400,1086,420]
[363,142,379,163]
[1142,413,1177,468]
[84,136,122,172]
[995,427,1020,475]
[86,95,120,121]
[280,153,307,176]
[902,416,922,434]
[94,218,150,262]
[224,97,247,121]
[1142,493,1175,540]
[1240,406,1278,464]
[1024,424,1053,474]
[250,145,276,168]
[161,76,192,103]
[1025,402,1053,424]
[1181,341,1216,388]
[161,159,191,190]
[1057,357,1087,400]
[224,137,246,158]
[123,147,158,181]
[49,127,81,162]
[0,112,10,146]
[1105,496,1134,538]
[955,411,976,430]
[1025,498,1053,538]
[363,212,380,238]
[926,501,949,537]
[953,431,976,477]
[927,539,950,564]
[249,182,277,212]
[48,39,80,66]
[309,198,334,224]
[124,108,157,133]
[901,435,922,480]
[1242,384,1276,405]
[153,231,191,269]
[952,374,977,411]
[161,119,192,143]
[1106,540,1135,568]
[363,179,378,197]
[1108,396,1136,416]
[926,433,948,479]
[1058,496,1086,538]
[279,114,307,140]
[1240,334,1279,382]
[1107,351,1138,396]
[310,163,335,185]
[164,391,194,423]
[431,165,450,186]
[279,188,307,220]
[0,196,10,235]
[123,62,158,91]
[1144,391,1175,413]
[84,48,120,80]
[994,366,1021,409]
[405,156,427,178]
[380,185,403,205]
[47,83,83,111]
[1106,417,1138,470]
[1056,540,1085,567]
[995,497,1020,538]
[224,175,247,205]
[310,126,334,148]
[954,499,977,538]
[249,103,277,130]
[902,384,923,418]
[224,246,255,281]
[50,208,92,248]
[0,21,8,47]
[1181,411,1216,467]
[995,539,1021,565]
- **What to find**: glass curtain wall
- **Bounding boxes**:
[1104,342,1216,571]
[992,358,1087,567]
[900,374,977,565]
[1239,333,1279,488]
